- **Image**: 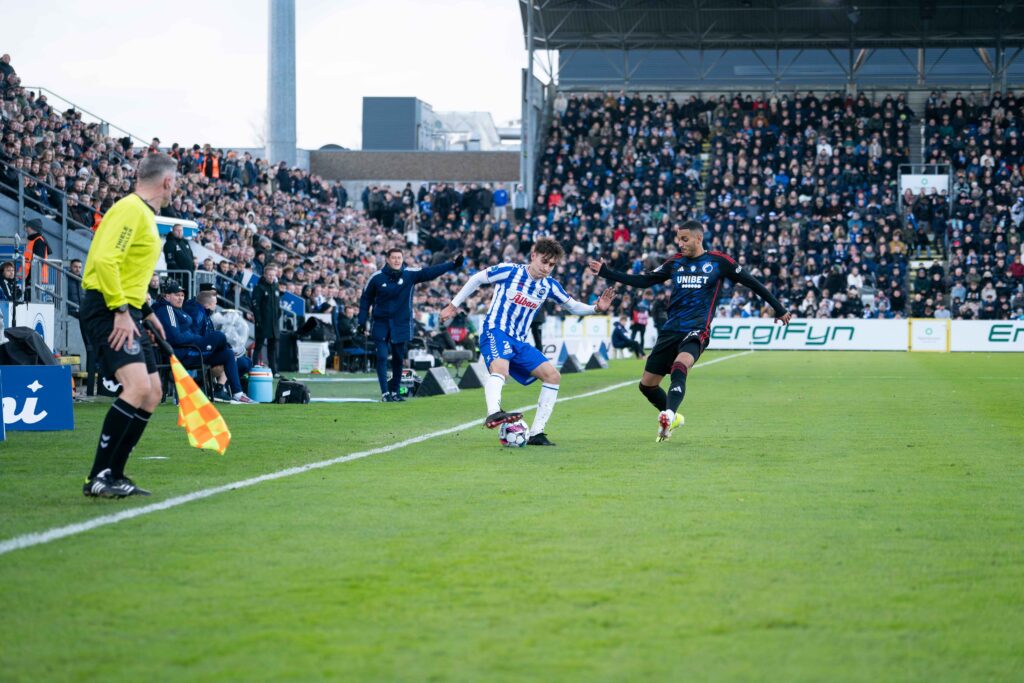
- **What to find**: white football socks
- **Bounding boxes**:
[531,383,559,435]
[484,373,506,415]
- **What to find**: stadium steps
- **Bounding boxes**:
[696,139,712,213]
[908,130,924,164]
[904,90,943,263]
[906,90,931,164]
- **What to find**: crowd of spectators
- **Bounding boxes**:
[0,53,462,328]
[701,90,920,320]
[2,50,1022,329]
[527,91,919,320]
[922,89,1024,319]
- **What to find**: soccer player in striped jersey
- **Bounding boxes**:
[589,220,792,442]
[440,238,615,446]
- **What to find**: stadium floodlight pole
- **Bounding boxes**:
[267,0,297,168]
[522,0,535,211]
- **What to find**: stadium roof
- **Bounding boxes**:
[519,0,1024,50]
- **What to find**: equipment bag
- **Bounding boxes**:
[0,327,59,365]
[297,317,337,343]
[274,379,310,404]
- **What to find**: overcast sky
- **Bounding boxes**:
[1,0,530,150]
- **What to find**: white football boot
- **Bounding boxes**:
[657,410,684,442]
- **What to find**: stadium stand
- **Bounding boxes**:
[2,50,1022,330]
[703,90,915,319]
[0,53,467,324]
[531,90,916,319]
[921,90,1024,319]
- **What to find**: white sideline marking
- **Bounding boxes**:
[0,351,752,557]
[310,398,378,403]
[300,377,378,383]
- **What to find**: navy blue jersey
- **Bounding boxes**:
[599,250,787,338]
[358,261,457,343]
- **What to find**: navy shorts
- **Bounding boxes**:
[644,329,708,377]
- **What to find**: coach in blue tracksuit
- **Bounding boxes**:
[358,248,463,401]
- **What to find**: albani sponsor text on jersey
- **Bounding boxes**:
[507,289,541,309]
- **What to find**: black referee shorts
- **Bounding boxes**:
[79,289,158,378]
[644,329,709,377]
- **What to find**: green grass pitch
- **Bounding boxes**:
[1,351,1022,682]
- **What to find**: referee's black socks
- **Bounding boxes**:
[111,407,152,479]
[666,362,688,414]
[89,398,136,479]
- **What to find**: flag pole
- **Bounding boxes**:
[142,319,174,356]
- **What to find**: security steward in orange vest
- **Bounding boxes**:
[23,218,49,301]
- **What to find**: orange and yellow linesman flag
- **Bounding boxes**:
[170,355,231,455]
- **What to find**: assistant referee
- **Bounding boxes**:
[80,154,176,498]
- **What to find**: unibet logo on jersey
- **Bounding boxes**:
[675,262,715,289]
[675,273,711,288]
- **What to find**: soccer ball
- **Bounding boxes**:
[499,420,529,448]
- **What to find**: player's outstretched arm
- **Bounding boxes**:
[724,261,791,324]
[595,286,616,312]
[557,284,616,317]
[441,268,490,322]
[588,258,670,289]
[439,303,458,323]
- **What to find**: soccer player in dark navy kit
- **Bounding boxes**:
[358,248,463,401]
[590,220,792,442]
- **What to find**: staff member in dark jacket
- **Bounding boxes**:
[251,264,281,376]
[67,258,83,318]
[162,223,195,293]
[612,315,645,358]
[358,248,463,401]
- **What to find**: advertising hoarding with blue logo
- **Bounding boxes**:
[0,365,74,432]
[280,292,305,317]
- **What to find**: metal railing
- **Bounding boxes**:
[6,257,80,354]
[170,267,296,332]
[2,159,309,274]
[194,269,251,313]
[260,233,302,260]
[23,85,150,148]
[1,159,99,257]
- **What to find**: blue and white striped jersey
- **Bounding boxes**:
[452,263,593,342]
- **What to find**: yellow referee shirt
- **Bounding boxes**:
[82,193,161,310]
